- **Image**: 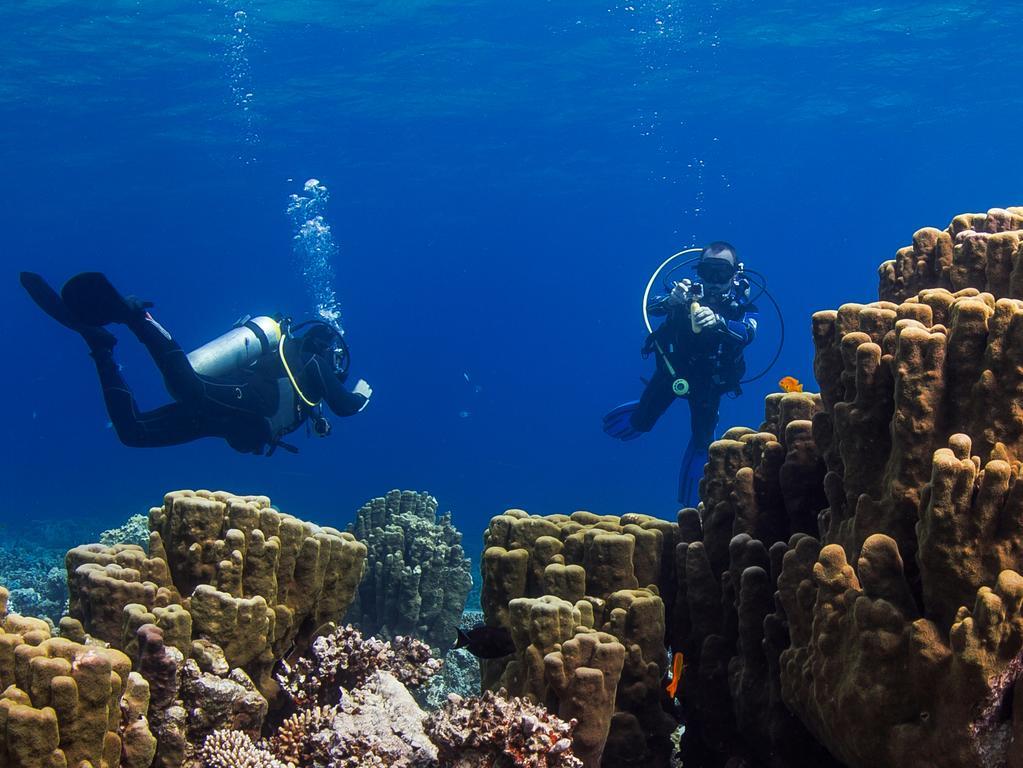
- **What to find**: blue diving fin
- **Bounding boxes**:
[603,401,643,441]
[678,445,708,508]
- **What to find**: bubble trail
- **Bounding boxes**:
[216,2,260,163]
[286,179,344,332]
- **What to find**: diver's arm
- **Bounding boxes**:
[647,296,671,316]
[648,280,693,317]
[717,309,758,346]
[310,356,370,416]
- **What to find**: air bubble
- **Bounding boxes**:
[287,181,344,332]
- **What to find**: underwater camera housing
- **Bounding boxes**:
[672,278,705,304]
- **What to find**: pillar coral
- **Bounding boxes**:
[878,207,1023,303]
[346,489,472,652]
[546,630,626,768]
[776,534,1023,767]
[480,509,675,768]
[64,490,367,698]
[812,288,1023,611]
[147,490,367,661]
[57,490,367,768]
[671,209,1023,767]
[0,586,157,768]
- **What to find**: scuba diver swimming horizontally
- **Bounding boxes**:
[603,242,767,508]
[20,271,372,455]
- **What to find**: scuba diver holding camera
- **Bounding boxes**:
[603,242,760,507]
[20,271,372,455]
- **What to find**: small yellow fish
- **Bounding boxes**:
[665,651,685,699]
[779,376,803,393]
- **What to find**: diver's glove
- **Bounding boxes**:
[666,279,693,306]
[692,305,724,330]
[354,379,373,411]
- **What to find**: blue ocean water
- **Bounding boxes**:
[1,0,1020,565]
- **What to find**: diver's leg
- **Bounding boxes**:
[677,391,722,507]
[123,312,206,404]
[89,346,209,447]
[630,368,677,432]
[59,272,205,403]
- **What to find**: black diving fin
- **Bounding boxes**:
[61,271,152,326]
[21,271,117,351]
[20,272,82,330]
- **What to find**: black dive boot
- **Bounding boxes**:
[60,272,153,326]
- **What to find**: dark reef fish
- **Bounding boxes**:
[454,625,516,658]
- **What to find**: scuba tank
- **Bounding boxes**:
[186,315,281,378]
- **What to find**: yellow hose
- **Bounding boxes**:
[278,331,319,407]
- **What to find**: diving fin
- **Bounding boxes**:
[602,400,643,441]
[61,272,152,327]
[21,272,82,331]
[20,272,116,351]
[678,445,708,508]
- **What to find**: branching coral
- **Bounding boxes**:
[276,624,442,708]
[200,729,289,768]
[259,628,441,767]
[100,513,152,549]
[425,689,582,768]
[264,704,335,766]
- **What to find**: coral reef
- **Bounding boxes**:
[9,207,1023,768]
[671,394,837,768]
[199,729,288,768]
[276,624,442,707]
[269,621,442,766]
[2,492,588,768]
[319,669,438,767]
[347,490,473,652]
[480,509,677,768]
[214,620,580,768]
[57,489,367,768]
[669,207,1023,768]
[426,690,582,768]
[222,670,438,768]
[0,517,105,626]
[417,612,484,711]
[65,490,367,696]
[878,207,1023,304]
[418,648,481,712]
[0,585,158,768]
[0,513,154,625]
[101,513,153,549]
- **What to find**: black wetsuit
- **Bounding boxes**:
[89,313,366,453]
[632,283,758,505]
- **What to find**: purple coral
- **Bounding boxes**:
[425,690,582,768]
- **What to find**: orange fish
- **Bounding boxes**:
[778,376,803,393]
[665,651,685,699]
